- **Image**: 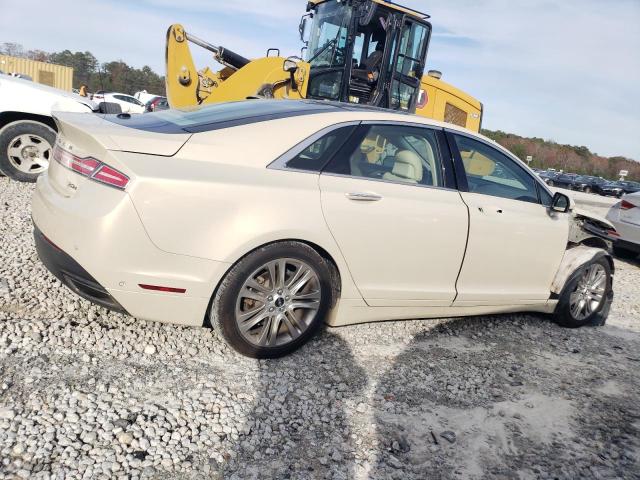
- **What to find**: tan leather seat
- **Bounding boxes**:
[383,150,423,184]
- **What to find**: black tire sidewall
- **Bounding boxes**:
[0,121,56,182]
[212,242,334,358]
[554,257,612,328]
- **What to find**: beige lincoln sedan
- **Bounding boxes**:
[32,100,614,358]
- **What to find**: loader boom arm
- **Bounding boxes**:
[166,24,308,109]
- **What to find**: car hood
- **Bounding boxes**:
[53,112,191,156]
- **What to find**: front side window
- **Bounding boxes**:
[453,134,539,203]
[325,124,443,187]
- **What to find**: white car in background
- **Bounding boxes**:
[32,100,615,358]
[134,90,161,105]
[0,75,96,182]
[98,93,145,114]
[606,192,640,258]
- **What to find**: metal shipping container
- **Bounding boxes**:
[0,55,73,91]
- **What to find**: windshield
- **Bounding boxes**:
[307,2,353,68]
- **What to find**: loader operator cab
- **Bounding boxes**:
[302,0,431,112]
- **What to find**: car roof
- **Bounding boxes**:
[105,98,486,137]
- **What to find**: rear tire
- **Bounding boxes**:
[553,257,612,328]
[0,120,56,182]
[209,241,335,358]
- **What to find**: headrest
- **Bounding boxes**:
[392,150,423,182]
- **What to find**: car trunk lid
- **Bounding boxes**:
[49,113,191,197]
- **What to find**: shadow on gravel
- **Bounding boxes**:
[223,330,368,480]
[369,315,640,479]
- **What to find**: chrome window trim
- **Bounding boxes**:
[445,127,553,204]
[267,121,362,173]
[320,171,458,193]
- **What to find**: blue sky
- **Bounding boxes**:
[1,0,639,160]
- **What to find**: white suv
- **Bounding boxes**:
[0,75,96,182]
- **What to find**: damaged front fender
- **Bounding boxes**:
[568,208,616,251]
[551,245,614,296]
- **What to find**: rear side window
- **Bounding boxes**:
[325,124,444,187]
[285,126,356,172]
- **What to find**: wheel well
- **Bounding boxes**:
[0,112,57,133]
[579,237,609,251]
[202,239,343,328]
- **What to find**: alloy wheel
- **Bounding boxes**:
[7,133,52,174]
[569,264,606,321]
[234,258,322,347]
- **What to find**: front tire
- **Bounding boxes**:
[209,242,335,358]
[554,258,612,328]
[0,120,56,182]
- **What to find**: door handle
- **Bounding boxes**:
[346,192,383,202]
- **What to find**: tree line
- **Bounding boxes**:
[0,42,166,96]
[482,129,639,181]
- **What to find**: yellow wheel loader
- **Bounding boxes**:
[166,0,483,132]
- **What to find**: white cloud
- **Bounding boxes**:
[407,0,640,158]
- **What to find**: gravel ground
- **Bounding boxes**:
[1,177,639,479]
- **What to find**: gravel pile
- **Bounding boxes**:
[1,178,639,479]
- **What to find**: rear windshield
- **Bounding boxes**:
[104,99,341,134]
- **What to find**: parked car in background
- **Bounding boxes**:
[0,75,96,182]
[134,91,162,105]
[616,180,640,195]
[98,93,145,114]
[145,96,169,113]
[594,181,625,198]
[606,192,640,258]
[538,170,560,185]
[91,90,107,103]
[550,172,580,189]
[571,175,608,194]
[32,100,614,358]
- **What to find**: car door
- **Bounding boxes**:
[448,131,569,305]
[319,123,469,306]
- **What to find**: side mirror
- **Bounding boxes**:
[283,57,301,73]
[551,192,571,213]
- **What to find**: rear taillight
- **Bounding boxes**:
[54,147,100,176]
[92,165,130,189]
[620,200,636,210]
[53,145,130,190]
